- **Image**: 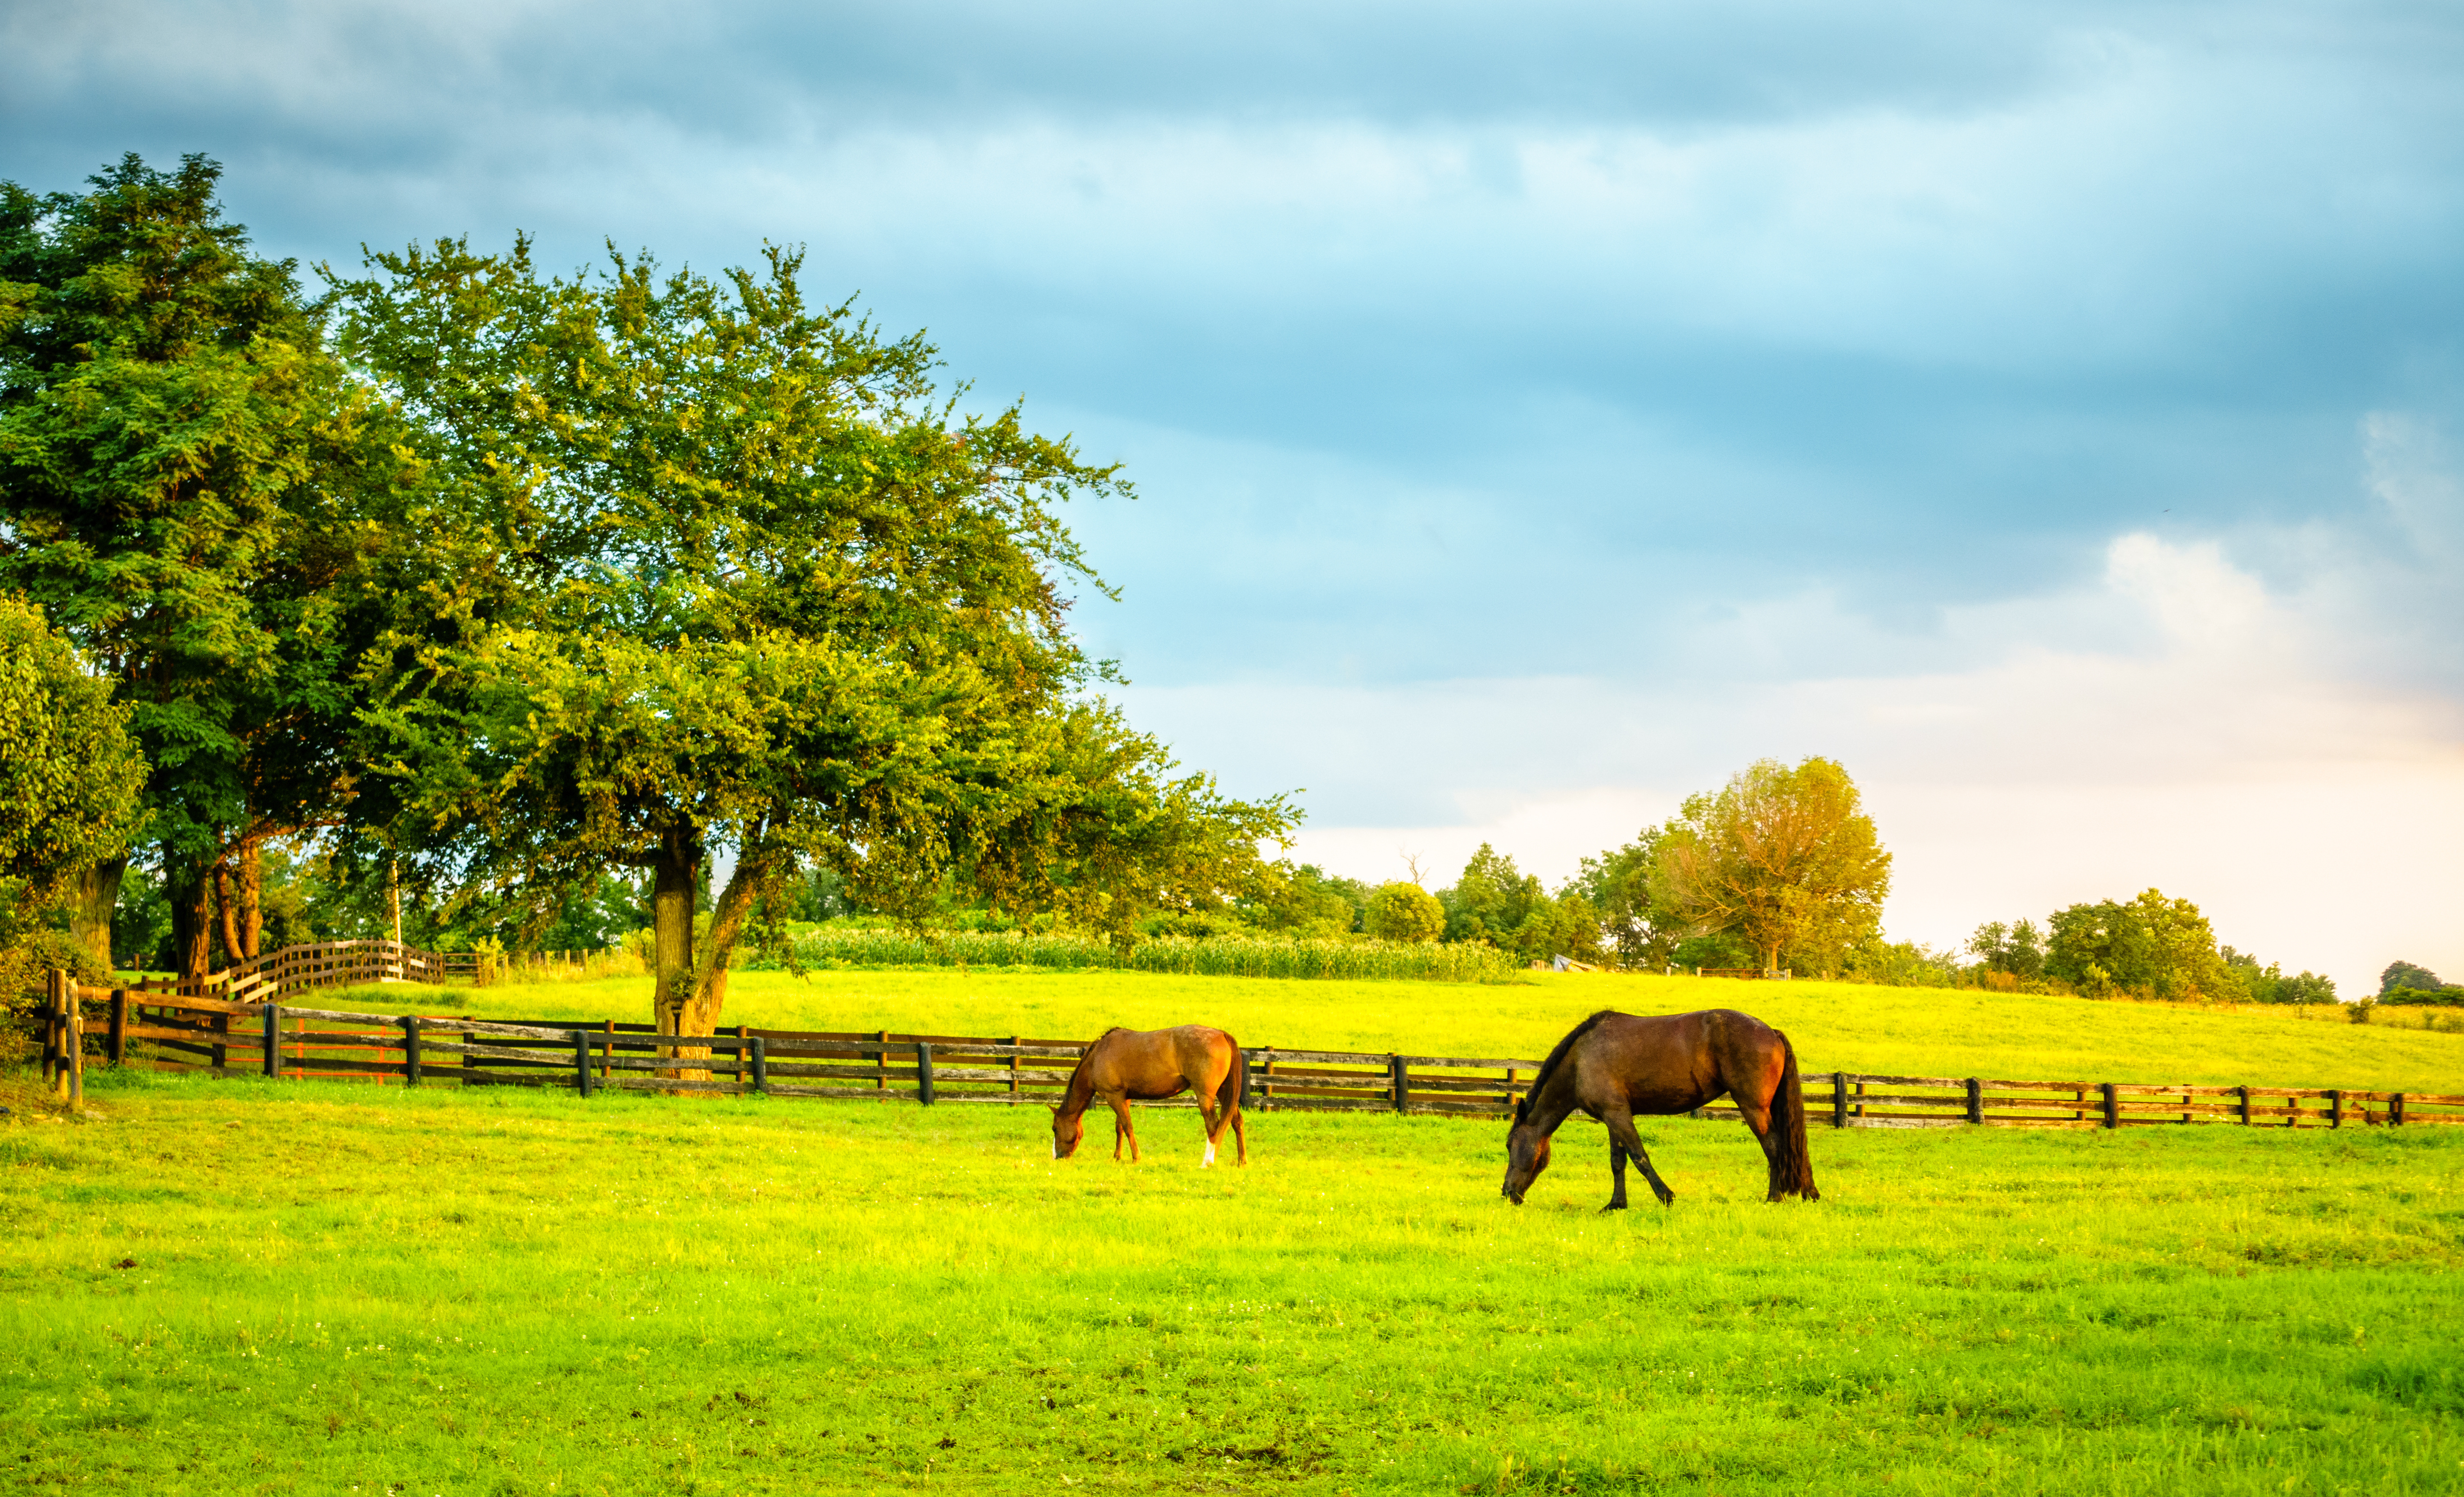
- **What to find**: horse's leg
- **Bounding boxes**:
[1191,1074,1222,1168]
[1735,1084,1786,1202]
[1604,1140,1630,1212]
[1601,1107,1676,1207]
[1230,1101,1246,1166]
[1110,1095,1141,1162]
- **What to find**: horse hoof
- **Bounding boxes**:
[1600,1202,1627,1214]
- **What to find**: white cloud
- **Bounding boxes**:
[1134,526,2464,998]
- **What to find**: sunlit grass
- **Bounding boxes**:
[5,1071,2461,1494]
[312,965,2464,1092]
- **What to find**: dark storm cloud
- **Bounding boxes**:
[5,0,2461,692]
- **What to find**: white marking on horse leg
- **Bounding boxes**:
[1203,1141,1216,1168]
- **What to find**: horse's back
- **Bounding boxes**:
[1576,1009,1785,1114]
[1089,1024,1237,1099]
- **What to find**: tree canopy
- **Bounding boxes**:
[0,594,145,896]
[1648,756,1890,973]
[334,237,1292,1035]
[0,153,390,974]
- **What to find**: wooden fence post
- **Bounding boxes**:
[602,1019,614,1080]
[1008,1034,1022,1104]
[1240,1049,1256,1108]
[211,1010,228,1075]
[262,1005,281,1079]
[572,1031,593,1097]
[109,989,127,1066]
[2238,1085,2251,1125]
[916,1041,935,1105]
[1391,1054,1410,1115]
[42,971,61,1089]
[1832,1071,1848,1129]
[2101,1082,2119,1130]
[2393,1092,2407,1126]
[749,1036,766,1094]
[64,977,83,1104]
[876,1030,890,1097]
[402,1017,422,1087]
[2329,1089,2344,1129]
[1965,1077,1983,1126]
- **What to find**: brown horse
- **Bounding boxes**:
[1051,1025,1247,1167]
[1502,1009,1818,1209]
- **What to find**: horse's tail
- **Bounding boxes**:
[1215,1041,1242,1121]
[1771,1032,1820,1202]
[1212,1033,1247,1164]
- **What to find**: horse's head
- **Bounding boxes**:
[1500,1120,1553,1204]
[1050,1105,1084,1160]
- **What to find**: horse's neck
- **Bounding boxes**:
[1527,1076,1583,1136]
[1058,1067,1098,1117]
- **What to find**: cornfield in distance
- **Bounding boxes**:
[781,929,1521,984]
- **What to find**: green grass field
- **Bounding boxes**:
[395,966,2464,1091]
[8,969,2463,1494]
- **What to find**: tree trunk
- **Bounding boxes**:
[168,854,216,983]
[214,862,244,965]
[236,837,263,959]
[1762,945,1780,975]
[650,831,700,1035]
[68,857,126,972]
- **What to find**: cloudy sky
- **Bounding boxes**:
[8,0,2460,992]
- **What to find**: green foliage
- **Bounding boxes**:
[2382,960,2442,995]
[2045,889,2240,1001]
[1649,756,1891,974]
[1568,827,1691,968]
[0,153,401,974]
[1435,844,1601,964]
[1364,881,1446,944]
[0,595,145,894]
[1967,918,2047,979]
[2380,983,2464,1009]
[336,235,1293,1026]
[1237,861,1368,936]
[2223,945,2340,1006]
[1838,937,1962,989]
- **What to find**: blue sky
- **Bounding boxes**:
[8,0,2460,990]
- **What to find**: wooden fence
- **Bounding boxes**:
[36,971,2464,1129]
[117,938,483,1007]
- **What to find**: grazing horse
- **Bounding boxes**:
[1502,1009,1818,1210]
[1051,1025,1247,1167]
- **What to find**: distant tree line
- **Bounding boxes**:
[2377,961,2462,1006]
[1961,891,2337,1004]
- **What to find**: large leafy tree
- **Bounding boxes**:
[1649,756,1891,974]
[340,240,1292,1037]
[0,595,146,903]
[1570,826,1692,969]
[2044,889,2233,1001]
[0,154,386,976]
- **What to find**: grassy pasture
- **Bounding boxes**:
[9,968,2462,1494]
[389,966,2464,1091]
[5,1070,2464,1495]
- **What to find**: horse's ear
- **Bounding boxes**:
[1512,1096,1528,1126]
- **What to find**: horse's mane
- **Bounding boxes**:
[1062,1026,1131,1092]
[1514,1010,1622,1124]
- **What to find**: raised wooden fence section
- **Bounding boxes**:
[36,968,2464,1130]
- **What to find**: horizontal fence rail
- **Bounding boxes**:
[37,971,2464,1130]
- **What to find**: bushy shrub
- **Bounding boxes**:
[1364,883,1446,944]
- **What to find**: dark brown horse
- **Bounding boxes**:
[1051,1025,1247,1167]
[1502,1009,1818,1209]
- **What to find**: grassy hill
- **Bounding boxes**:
[320,966,2464,1094]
